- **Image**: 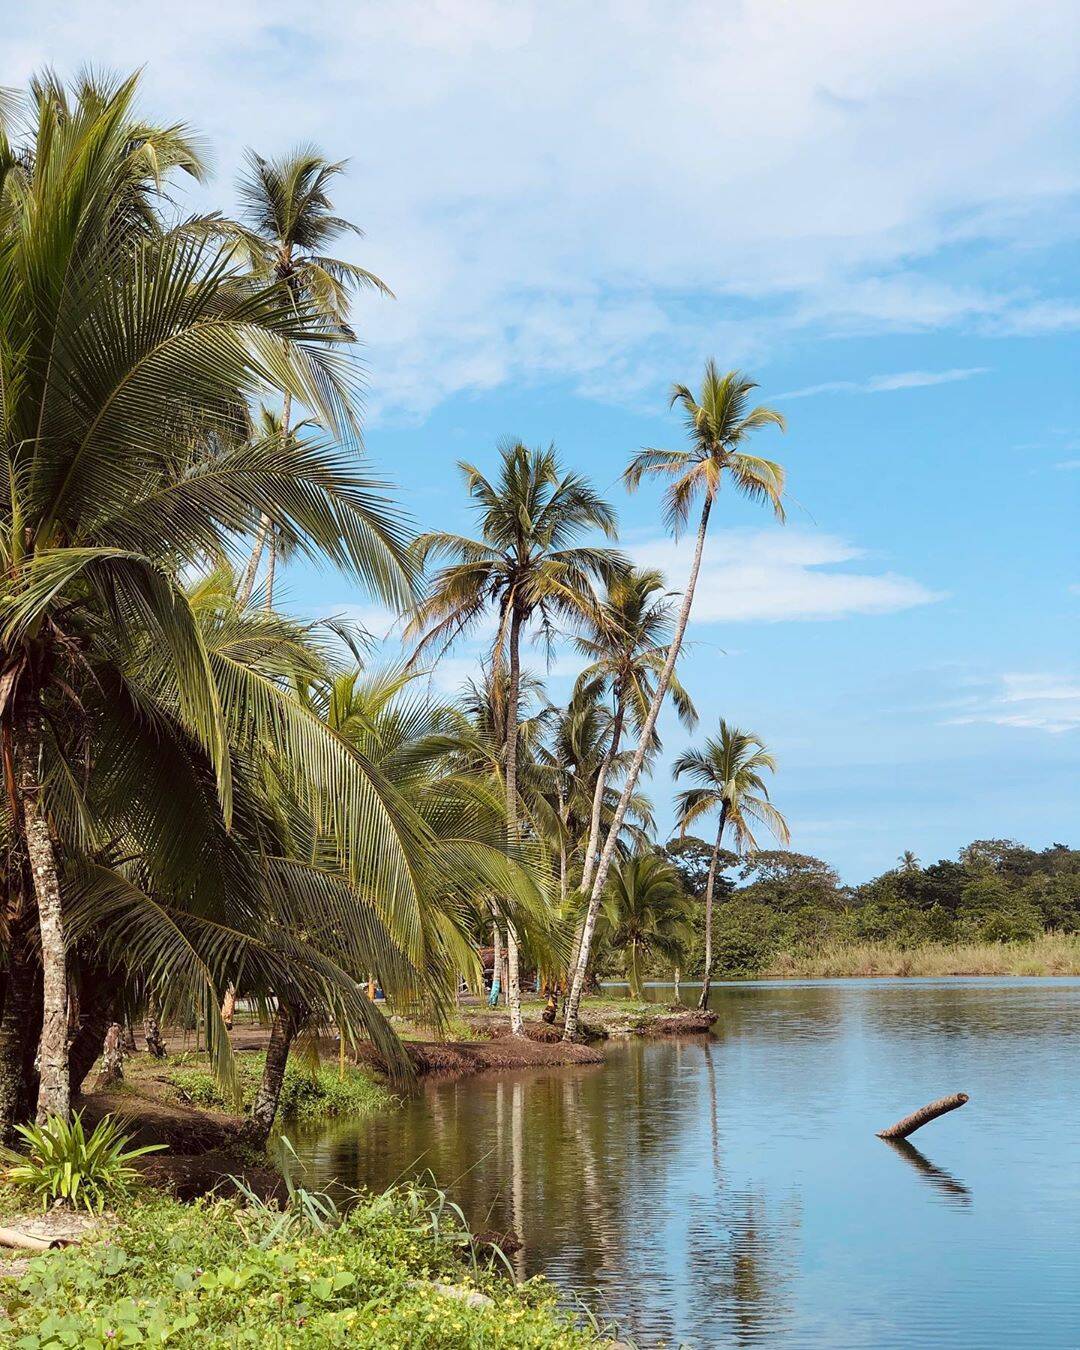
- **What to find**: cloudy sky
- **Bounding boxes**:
[8,1,1078,878]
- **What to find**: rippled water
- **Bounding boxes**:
[292,979,1080,1347]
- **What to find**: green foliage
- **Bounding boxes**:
[166,1054,391,1124]
[0,1113,163,1214]
[0,1188,600,1347]
[657,839,1079,977]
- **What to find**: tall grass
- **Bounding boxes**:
[761,932,1080,979]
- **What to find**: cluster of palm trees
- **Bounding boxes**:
[0,70,791,1145]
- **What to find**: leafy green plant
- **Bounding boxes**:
[0,1112,164,1213]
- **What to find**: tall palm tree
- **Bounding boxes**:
[0,72,414,1123]
[564,364,786,1039]
[235,147,394,604]
[573,567,696,898]
[408,441,625,1034]
[598,852,694,1000]
[673,721,789,1008]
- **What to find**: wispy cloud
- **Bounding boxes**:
[946,672,1080,734]
[630,529,942,624]
[4,1,1078,418]
[778,368,987,400]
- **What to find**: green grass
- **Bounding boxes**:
[0,1184,608,1347]
[162,1053,393,1123]
[760,932,1080,979]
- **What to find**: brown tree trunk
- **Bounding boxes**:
[877,1093,969,1140]
[565,497,712,1040]
[697,804,728,1011]
[144,996,167,1059]
[94,1023,125,1090]
[221,985,237,1030]
[264,529,277,611]
[242,1004,298,1147]
[503,606,524,1037]
[16,714,70,1122]
[68,969,117,1095]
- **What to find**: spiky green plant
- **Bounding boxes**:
[0,1112,163,1213]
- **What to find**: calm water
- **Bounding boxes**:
[293,979,1080,1347]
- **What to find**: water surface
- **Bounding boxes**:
[293,979,1080,1347]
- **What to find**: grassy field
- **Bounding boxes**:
[760,932,1080,979]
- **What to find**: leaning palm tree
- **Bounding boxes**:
[564,364,786,1039]
[235,147,394,603]
[673,721,789,1008]
[598,852,694,1000]
[408,441,625,1034]
[573,567,696,898]
[0,72,414,1123]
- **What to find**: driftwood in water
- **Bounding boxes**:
[877,1092,968,1140]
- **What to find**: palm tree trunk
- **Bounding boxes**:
[242,1004,298,1147]
[698,804,728,1010]
[94,1023,125,1090]
[564,496,712,1040]
[627,943,644,1001]
[15,714,70,1122]
[503,606,525,1037]
[144,997,167,1059]
[580,699,625,897]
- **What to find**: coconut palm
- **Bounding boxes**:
[598,853,694,1000]
[573,567,696,898]
[235,147,394,603]
[564,364,786,1039]
[673,721,789,1008]
[408,441,625,1034]
[0,71,415,1124]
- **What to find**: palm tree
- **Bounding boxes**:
[564,364,786,1039]
[0,72,414,1124]
[408,441,625,1034]
[235,147,394,604]
[573,567,696,898]
[598,852,694,1000]
[673,721,789,1008]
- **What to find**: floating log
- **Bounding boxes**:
[877,1092,969,1140]
[0,1226,77,1253]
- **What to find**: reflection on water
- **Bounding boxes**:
[292,979,1080,1347]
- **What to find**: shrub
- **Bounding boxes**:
[167,1053,392,1123]
[0,1112,163,1213]
[0,1188,601,1347]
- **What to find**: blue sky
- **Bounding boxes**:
[7,1,1078,879]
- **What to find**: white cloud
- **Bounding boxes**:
[779,367,987,400]
[630,529,941,624]
[4,1,1079,418]
[946,672,1080,734]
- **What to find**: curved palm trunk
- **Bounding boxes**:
[579,699,625,897]
[242,1003,298,1147]
[697,804,728,1011]
[16,715,70,1122]
[503,606,525,1037]
[627,943,644,1001]
[564,497,712,1040]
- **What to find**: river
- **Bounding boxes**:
[292,978,1080,1347]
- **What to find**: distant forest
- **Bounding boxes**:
[648,838,1080,976]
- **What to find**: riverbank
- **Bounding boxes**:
[758,933,1080,978]
[0,1185,614,1346]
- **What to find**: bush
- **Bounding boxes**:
[167,1054,392,1123]
[0,1187,602,1347]
[0,1112,162,1213]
